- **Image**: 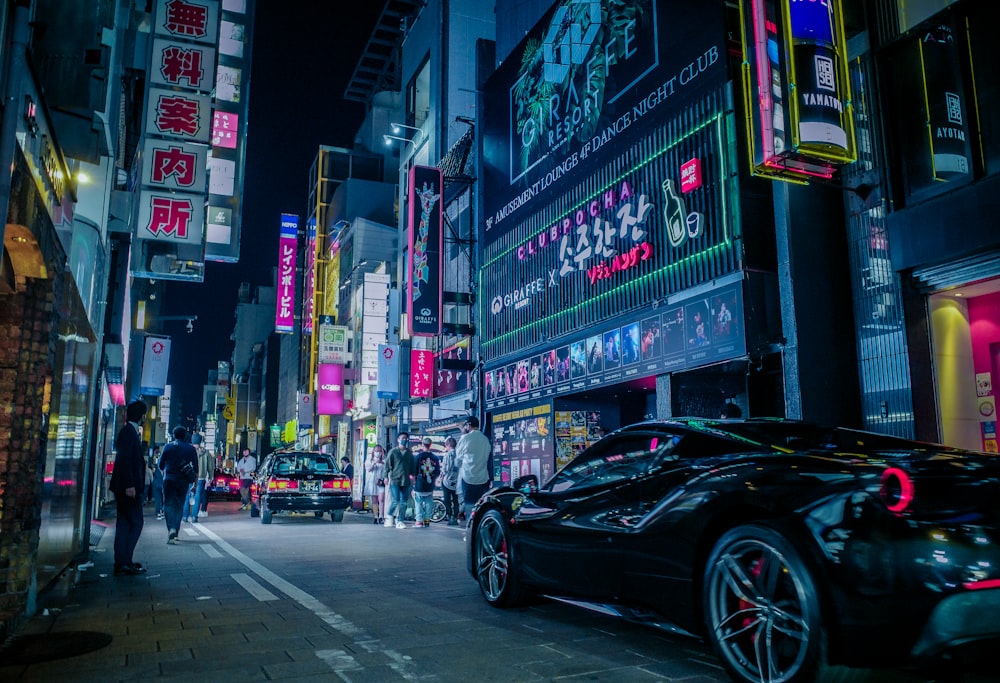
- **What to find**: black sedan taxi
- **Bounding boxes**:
[249,448,352,524]
[468,418,1000,683]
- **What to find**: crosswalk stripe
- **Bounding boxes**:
[231,572,279,601]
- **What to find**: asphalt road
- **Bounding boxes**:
[1,500,995,681]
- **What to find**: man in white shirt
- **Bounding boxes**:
[236,448,257,510]
[455,416,492,521]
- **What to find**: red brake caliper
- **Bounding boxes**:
[740,552,764,635]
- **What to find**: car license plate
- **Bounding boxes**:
[302,480,320,492]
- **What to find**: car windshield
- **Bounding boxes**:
[272,454,336,475]
[547,432,677,493]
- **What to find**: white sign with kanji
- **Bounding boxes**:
[145,87,212,143]
[141,139,208,192]
[154,0,220,46]
[137,190,206,244]
[150,38,216,92]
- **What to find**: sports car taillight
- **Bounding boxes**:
[322,478,350,490]
[268,478,298,490]
[879,467,914,514]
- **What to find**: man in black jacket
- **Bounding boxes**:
[110,399,148,576]
[158,425,199,544]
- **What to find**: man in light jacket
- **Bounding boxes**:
[456,416,492,521]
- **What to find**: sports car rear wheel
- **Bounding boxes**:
[474,510,524,607]
[704,524,839,683]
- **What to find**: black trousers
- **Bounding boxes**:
[114,493,145,568]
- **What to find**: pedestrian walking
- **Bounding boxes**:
[364,445,387,524]
[109,399,148,576]
[413,437,440,527]
[456,416,492,521]
[440,436,460,525]
[193,433,213,519]
[236,447,257,510]
[151,445,164,519]
[384,432,414,529]
[158,425,198,545]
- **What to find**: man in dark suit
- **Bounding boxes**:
[110,399,148,576]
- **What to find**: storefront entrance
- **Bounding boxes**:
[929,277,1000,452]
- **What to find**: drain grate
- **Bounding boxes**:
[0,631,113,665]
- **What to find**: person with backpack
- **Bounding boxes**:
[157,425,198,545]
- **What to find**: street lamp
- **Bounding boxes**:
[390,122,424,141]
[135,306,198,333]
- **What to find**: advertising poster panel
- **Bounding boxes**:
[485,281,746,411]
[492,403,554,487]
[407,166,443,336]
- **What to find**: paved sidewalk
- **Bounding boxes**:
[0,501,388,682]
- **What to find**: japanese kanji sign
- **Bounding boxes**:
[146,87,212,143]
[141,139,207,192]
[137,190,205,244]
[150,38,216,92]
[154,0,220,46]
[275,214,298,333]
[410,348,434,399]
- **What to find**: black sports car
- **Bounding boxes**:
[467,418,1000,683]
[249,449,352,524]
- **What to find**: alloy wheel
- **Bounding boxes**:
[705,531,816,683]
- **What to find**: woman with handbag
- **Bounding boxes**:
[157,425,199,544]
[364,445,387,525]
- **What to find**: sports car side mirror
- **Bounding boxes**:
[513,474,538,495]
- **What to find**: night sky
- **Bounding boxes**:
[164,3,384,421]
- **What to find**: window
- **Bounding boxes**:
[406,57,431,129]
[546,431,678,493]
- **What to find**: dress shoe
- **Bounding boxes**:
[114,565,141,576]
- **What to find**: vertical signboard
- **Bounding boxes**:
[275,213,297,333]
[205,0,254,263]
[740,0,856,182]
[410,348,434,399]
[297,391,313,429]
[883,16,973,201]
[919,22,972,184]
[135,0,220,281]
[316,363,345,415]
[377,344,400,399]
[362,273,390,385]
[302,218,316,335]
[406,165,443,336]
[317,320,350,364]
[139,335,172,396]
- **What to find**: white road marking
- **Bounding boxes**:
[231,572,279,601]
[201,544,223,558]
[196,525,417,679]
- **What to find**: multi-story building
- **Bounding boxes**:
[0,0,256,636]
[474,0,1000,488]
[380,0,494,445]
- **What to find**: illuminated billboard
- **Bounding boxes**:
[481,0,727,250]
[275,213,297,333]
[739,0,856,182]
[406,166,443,336]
